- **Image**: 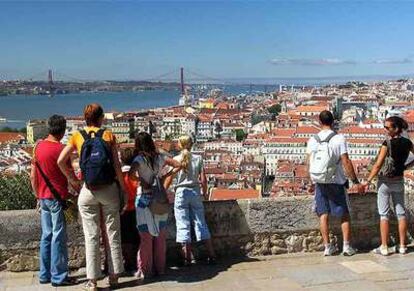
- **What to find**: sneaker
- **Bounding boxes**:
[134,270,146,280]
[82,280,97,291]
[39,280,50,284]
[51,277,77,287]
[323,244,337,256]
[342,246,357,256]
[373,245,389,256]
[206,256,217,265]
[398,245,408,254]
[106,275,119,288]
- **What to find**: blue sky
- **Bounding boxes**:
[1,1,414,80]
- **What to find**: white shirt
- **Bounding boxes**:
[132,154,166,194]
[306,129,348,185]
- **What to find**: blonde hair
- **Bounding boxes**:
[178,135,193,173]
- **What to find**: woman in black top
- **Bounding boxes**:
[363,116,414,255]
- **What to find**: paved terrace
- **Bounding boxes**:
[2,251,414,290]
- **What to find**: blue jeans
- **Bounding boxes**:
[174,188,211,243]
[39,199,68,284]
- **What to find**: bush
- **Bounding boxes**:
[0,172,36,210]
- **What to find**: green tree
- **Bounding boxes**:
[0,172,36,210]
[214,121,223,139]
[235,129,247,142]
[268,104,282,115]
[0,127,19,133]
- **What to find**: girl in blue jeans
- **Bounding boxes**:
[164,135,216,265]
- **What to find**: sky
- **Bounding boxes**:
[1,1,414,81]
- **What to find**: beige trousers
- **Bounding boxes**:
[78,183,124,279]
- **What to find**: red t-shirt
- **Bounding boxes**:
[34,140,69,200]
[123,173,138,211]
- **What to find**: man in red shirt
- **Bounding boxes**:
[30,115,79,287]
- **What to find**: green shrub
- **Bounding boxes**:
[0,172,36,210]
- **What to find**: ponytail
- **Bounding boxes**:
[178,135,193,173]
[181,149,192,173]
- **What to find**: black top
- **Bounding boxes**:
[382,137,413,177]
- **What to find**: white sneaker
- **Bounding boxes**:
[373,245,389,256]
[134,270,151,280]
[82,281,98,291]
[343,246,357,256]
[398,245,408,254]
[324,244,337,256]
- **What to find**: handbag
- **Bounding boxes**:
[149,175,170,215]
[378,139,396,177]
[35,161,79,222]
[143,156,170,215]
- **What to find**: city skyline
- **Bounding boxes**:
[1,1,414,80]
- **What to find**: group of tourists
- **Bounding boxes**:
[30,103,215,290]
[30,104,414,290]
[307,110,414,257]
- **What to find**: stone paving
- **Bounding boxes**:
[2,251,414,290]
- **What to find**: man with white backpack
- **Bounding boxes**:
[307,110,365,256]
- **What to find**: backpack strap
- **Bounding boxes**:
[323,131,337,143]
[313,134,322,143]
[96,128,105,138]
[80,130,90,141]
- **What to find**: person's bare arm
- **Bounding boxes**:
[305,153,315,193]
[341,152,365,193]
[164,157,182,169]
[57,145,81,193]
[405,144,414,169]
[30,163,38,198]
[163,174,175,190]
[161,156,182,182]
[366,145,387,183]
[341,153,359,182]
[110,142,128,207]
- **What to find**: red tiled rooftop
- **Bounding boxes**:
[0,132,25,144]
[210,188,260,201]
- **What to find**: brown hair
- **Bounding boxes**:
[84,103,104,126]
[120,147,136,166]
[134,131,158,167]
[385,116,408,134]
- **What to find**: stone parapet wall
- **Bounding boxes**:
[1,193,412,271]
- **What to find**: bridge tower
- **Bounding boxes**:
[180,67,185,95]
[47,69,54,96]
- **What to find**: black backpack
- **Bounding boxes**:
[79,129,115,188]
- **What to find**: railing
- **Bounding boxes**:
[1,192,413,272]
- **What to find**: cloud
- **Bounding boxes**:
[269,58,357,66]
[371,58,413,65]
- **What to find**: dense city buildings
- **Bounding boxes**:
[2,79,414,198]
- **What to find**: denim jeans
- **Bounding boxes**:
[174,188,211,243]
[39,199,68,284]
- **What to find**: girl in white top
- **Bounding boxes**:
[130,132,181,278]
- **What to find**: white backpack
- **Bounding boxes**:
[309,132,339,184]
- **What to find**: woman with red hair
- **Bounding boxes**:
[58,103,127,291]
